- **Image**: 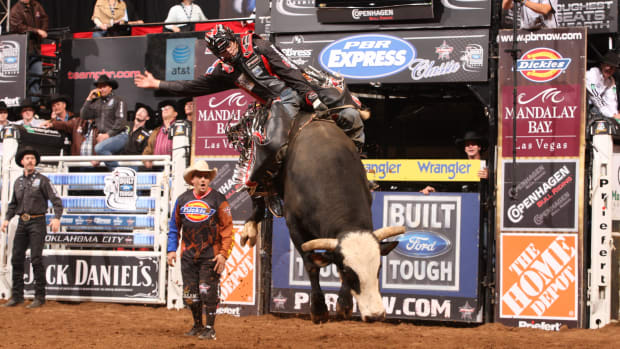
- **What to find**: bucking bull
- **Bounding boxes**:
[236,109,405,323]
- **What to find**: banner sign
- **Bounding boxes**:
[165,37,196,81]
[218,230,259,316]
[363,159,482,182]
[270,0,491,33]
[502,1,618,34]
[276,29,489,84]
[271,192,482,322]
[59,36,166,115]
[24,253,161,301]
[497,28,586,158]
[205,159,252,223]
[44,232,152,247]
[0,34,28,107]
[501,160,578,232]
[612,145,620,220]
[194,90,254,157]
[499,233,578,329]
[48,214,150,228]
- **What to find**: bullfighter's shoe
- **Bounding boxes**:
[26,298,45,309]
[198,326,216,340]
[2,298,24,307]
[184,325,203,337]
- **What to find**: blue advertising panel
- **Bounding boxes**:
[271,192,482,322]
[165,37,196,81]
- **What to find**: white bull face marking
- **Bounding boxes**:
[339,232,385,321]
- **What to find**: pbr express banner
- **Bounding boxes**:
[496,27,586,329]
[276,29,488,84]
[271,192,482,322]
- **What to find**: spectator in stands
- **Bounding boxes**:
[1,147,63,309]
[164,0,207,33]
[49,94,74,122]
[167,160,232,340]
[0,101,10,154]
[9,0,48,102]
[586,51,620,121]
[120,103,152,155]
[13,98,44,128]
[142,100,178,168]
[40,114,99,158]
[421,130,488,195]
[91,0,129,38]
[180,97,195,123]
[80,74,128,166]
[502,0,558,30]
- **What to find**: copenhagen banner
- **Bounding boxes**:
[271,192,482,322]
[276,29,489,84]
[363,159,483,182]
[269,0,492,33]
[501,160,578,232]
[0,34,28,107]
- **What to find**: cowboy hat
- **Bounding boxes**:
[134,102,154,119]
[20,98,36,111]
[183,160,218,185]
[158,99,179,113]
[455,131,487,149]
[15,146,41,167]
[93,74,119,89]
[0,101,8,112]
[600,51,620,68]
[49,94,72,107]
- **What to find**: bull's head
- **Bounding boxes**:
[301,226,405,322]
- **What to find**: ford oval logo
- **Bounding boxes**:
[319,34,416,79]
[394,231,451,258]
[172,45,191,64]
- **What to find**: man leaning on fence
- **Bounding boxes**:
[1,147,63,309]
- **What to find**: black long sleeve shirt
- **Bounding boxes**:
[6,171,63,220]
[80,94,127,137]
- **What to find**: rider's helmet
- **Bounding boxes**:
[205,24,240,63]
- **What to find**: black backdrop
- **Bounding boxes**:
[35,0,228,33]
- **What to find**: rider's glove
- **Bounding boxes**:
[306,91,328,112]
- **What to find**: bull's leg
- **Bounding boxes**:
[240,197,265,247]
[306,263,329,324]
[336,284,353,321]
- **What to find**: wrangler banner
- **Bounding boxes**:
[363,159,483,182]
[499,233,578,329]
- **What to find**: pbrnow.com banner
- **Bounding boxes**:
[271,192,482,322]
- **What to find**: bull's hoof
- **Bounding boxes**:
[310,310,330,324]
[336,302,353,321]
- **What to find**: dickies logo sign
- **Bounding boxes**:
[319,34,416,79]
[517,48,571,83]
[180,200,215,222]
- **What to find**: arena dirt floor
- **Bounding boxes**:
[0,301,618,348]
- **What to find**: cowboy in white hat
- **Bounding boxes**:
[168,160,233,340]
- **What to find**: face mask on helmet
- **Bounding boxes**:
[205,25,239,63]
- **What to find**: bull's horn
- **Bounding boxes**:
[301,238,338,252]
[373,226,406,241]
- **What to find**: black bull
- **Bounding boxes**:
[240,110,405,323]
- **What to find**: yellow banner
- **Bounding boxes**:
[362,159,483,182]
